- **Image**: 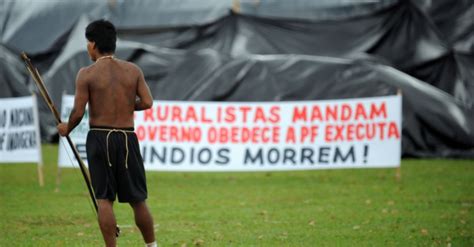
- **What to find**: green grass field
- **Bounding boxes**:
[1,144,473,246]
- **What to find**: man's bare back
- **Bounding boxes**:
[85,58,137,127]
[72,57,153,130]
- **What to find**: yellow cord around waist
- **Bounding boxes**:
[90,128,135,169]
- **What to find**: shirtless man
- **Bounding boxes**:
[57,20,156,247]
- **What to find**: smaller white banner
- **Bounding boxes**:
[58,95,89,167]
[0,96,41,163]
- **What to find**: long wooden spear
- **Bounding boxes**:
[21,52,120,237]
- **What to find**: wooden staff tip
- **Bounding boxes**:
[21,52,29,60]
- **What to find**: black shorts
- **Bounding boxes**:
[86,126,147,203]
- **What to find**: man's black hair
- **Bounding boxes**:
[85,19,117,54]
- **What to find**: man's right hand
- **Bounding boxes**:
[57,123,69,136]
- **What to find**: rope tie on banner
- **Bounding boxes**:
[90,128,134,169]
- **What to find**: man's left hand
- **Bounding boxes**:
[57,123,69,136]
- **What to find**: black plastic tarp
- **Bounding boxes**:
[0,45,30,98]
[413,0,473,52]
[118,1,472,104]
[1,0,399,54]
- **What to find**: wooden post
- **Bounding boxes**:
[396,89,402,181]
[55,160,62,192]
[232,0,240,13]
[107,0,117,8]
[395,163,401,181]
[32,93,44,187]
[37,154,45,187]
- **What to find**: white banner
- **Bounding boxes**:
[58,95,89,167]
[59,95,402,171]
[0,95,41,163]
